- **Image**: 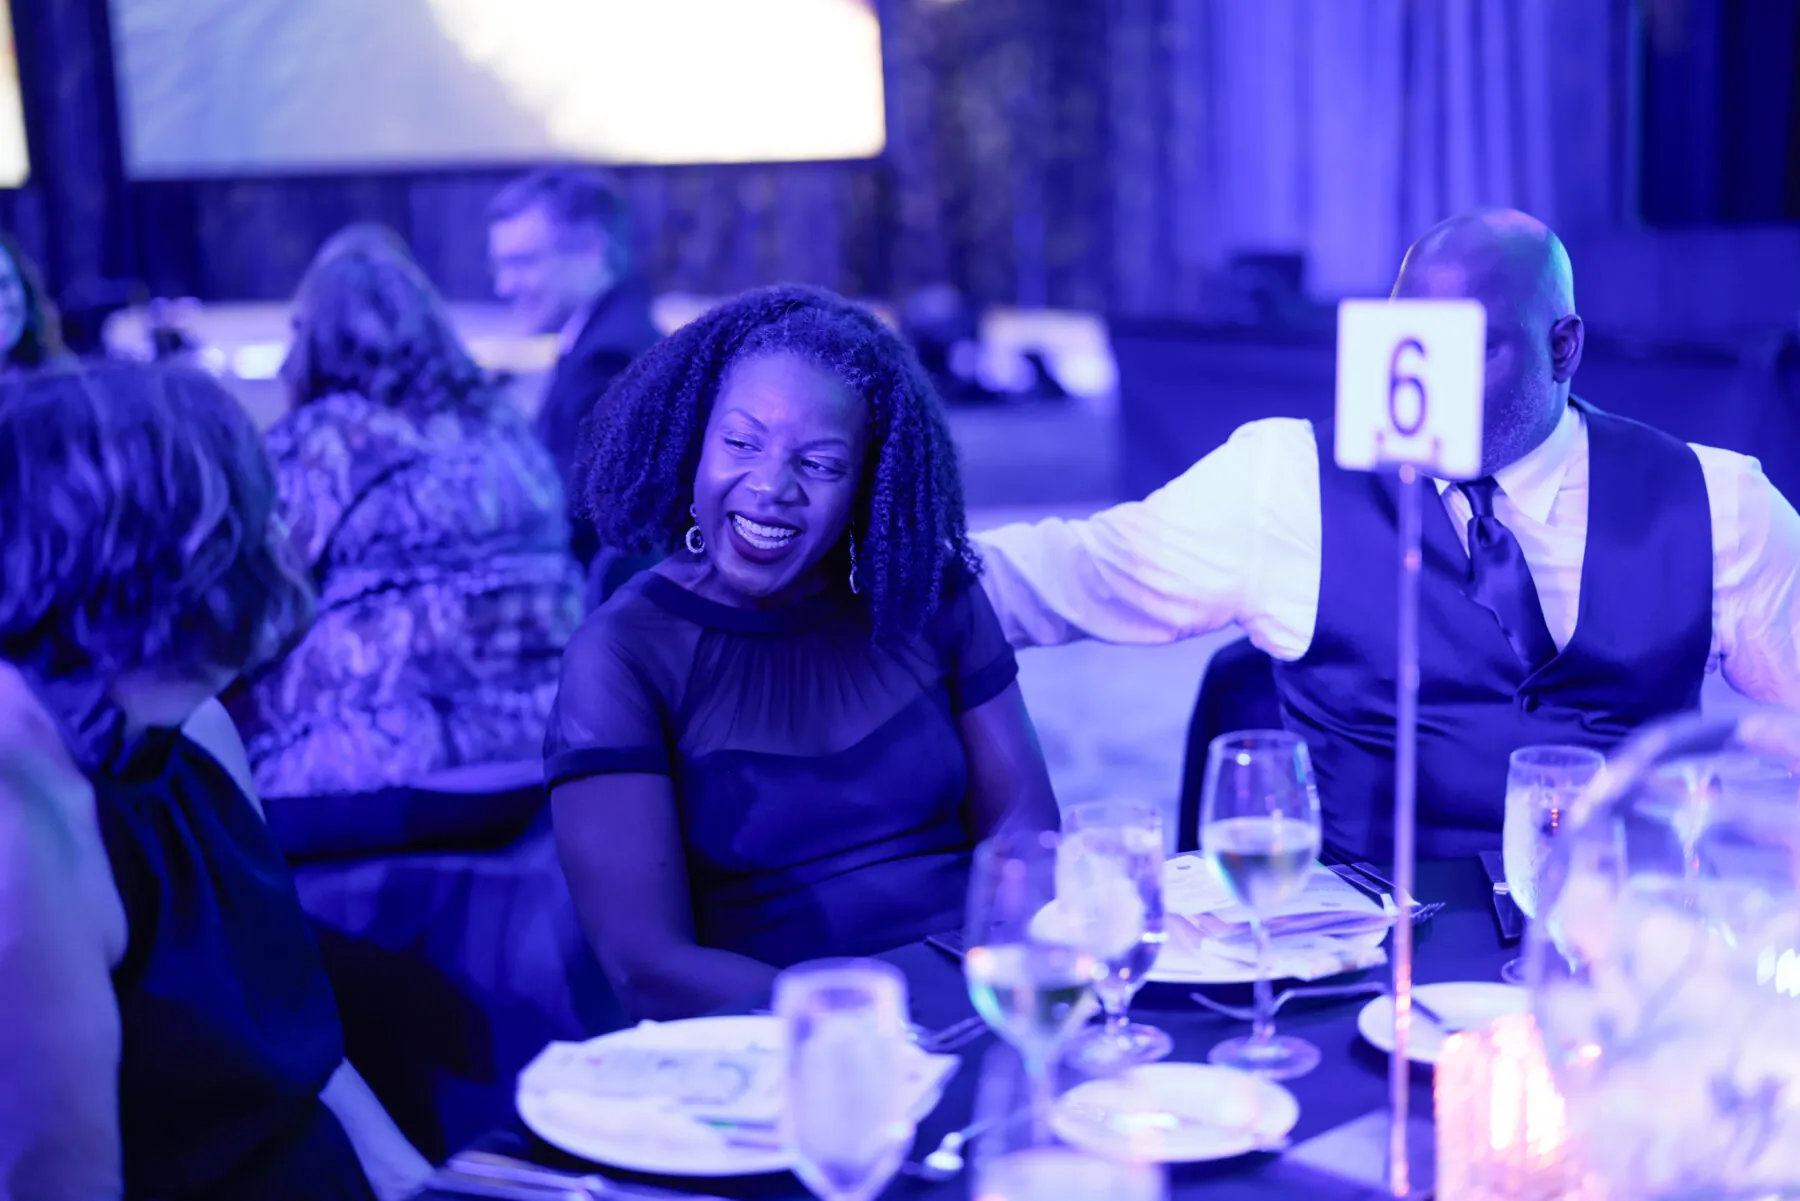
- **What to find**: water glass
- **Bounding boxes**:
[1059,800,1173,1074]
[964,829,1101,1119]
[1499,744,1604,984]
[1199,729,1324,1080]
[970,1042,1167,1201]
[775,959,917,1201]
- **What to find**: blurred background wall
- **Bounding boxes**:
[6,0,1799,341]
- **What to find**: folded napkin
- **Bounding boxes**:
[1156,854,1390,980]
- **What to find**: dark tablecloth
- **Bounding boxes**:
[419,858,1514,1199]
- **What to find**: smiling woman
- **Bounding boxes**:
[547,285,1060,1020]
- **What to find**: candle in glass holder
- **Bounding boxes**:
[1436,1013,1599,1200]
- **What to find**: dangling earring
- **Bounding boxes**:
[684,504,705,555]
[848,533,861,595]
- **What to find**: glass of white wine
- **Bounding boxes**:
[1199,730,1323,1080]
[1499,744,1604,984]
[775,959,918,1201]
[1059,800,1172,1074]
[964,828,1101,1124]
[970,1042,1167,1201]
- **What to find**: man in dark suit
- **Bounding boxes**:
[488,168,661,592]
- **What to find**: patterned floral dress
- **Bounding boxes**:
[234,390,583,797]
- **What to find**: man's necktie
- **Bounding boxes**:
[1456,477,1558,672]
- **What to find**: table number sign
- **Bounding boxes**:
[1325,298,1486,1198]
[1333,299,1485,479]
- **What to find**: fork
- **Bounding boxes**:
[1330,864,1444,926]
[1187,979,1387,1023]
[914,1014,990,1054]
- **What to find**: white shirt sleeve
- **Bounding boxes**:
[971,418,1321,660]
[1693,445,1800,706]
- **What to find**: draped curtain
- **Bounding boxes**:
[1114,0,1624,307]
[4,0,1626,317]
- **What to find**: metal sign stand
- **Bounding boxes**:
[1285,462,1433,1198]
[1388,461,1423,1196]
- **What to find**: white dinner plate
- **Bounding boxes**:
[1356,982,1530,1065]
[516,1014,956,1177]
[1050,1063,1300,1163]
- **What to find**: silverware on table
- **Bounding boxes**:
[443,1150,734,1201]
[915,1014,990,1054]
[1188,979,1386,1023]
[900,1113,1001,1182]
[1328,863,1443,926]
[1478,849,1525,942]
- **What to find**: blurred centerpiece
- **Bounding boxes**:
[1526,711,1800,1199]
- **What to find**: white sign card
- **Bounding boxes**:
[1333,299,1486,479]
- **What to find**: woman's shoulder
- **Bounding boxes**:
[267,392,424,464]
[920,561,990,640]
[565,569,698,673]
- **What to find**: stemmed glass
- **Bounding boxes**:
[964,829,1101,1126]
[1199,730,1324,1080]
[1499,744,1604,984]
[1059,800,1173,1074]
[775,959,918,1201]
[970,1041,1167,1201]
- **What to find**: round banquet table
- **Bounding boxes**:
[417,857,1516,1200]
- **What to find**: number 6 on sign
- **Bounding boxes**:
[1333,300,1485,479]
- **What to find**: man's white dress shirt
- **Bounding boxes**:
[974,405,1800,707]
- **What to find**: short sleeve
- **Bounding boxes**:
[543,616,673,787]
[928,574,1020,715]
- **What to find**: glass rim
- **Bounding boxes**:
[973,825,1063,863]
[1207,728,1303,755]
[1509,743,1607,770]
[772,956,906,999]
[1062,798,1163,827]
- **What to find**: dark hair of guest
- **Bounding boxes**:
[576,283,977,645]
[0,232,68,370]
[0,363,314,682]
[281,223,496,421]
[487,167,633,277]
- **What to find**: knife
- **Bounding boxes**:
[1478,850,1524,943]
[445,1150,737,1201]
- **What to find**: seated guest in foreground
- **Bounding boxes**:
[0,231,70,376]
[549,285,1059,1019]
[974,209,1800,861]
[231,224,583,797]
[0,365,427,1199]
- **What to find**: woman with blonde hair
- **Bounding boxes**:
[232,224,582,797]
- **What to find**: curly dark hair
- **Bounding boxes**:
[0,363,314,683]
[281,223,496,422]
[577,284,977,644]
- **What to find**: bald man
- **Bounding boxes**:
[974,210,1800,860]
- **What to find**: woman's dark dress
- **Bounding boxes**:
[545,571,1018,966]
[65,696,374,1200]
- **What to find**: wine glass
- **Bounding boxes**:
[1059,800,1173,1074]
[970,1041,1167,1201]
[964,829,1102,1124]
[1499,744,1604,984]
[1199,730,1323,1080]
[775,958,918,1201]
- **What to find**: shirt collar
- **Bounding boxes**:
[1433,402,1581,524]
[556,297,600,356]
